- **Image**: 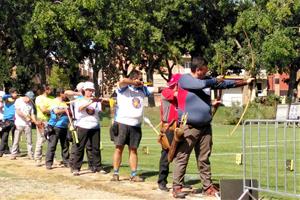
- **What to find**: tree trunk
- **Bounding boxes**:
[69,65,80,90]
[93,66,100,97]
[287,64,297,99]
[146,67,155,107]
[39,62,46,85]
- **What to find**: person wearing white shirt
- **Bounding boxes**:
[111,69,153,182]
[11,91,38,160]
[70,82,103,176]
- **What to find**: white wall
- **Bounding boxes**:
[221,87,244,107]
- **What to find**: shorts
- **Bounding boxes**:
[114,122,142,148]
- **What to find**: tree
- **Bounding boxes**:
[0,1,37,91]
[48,65,70,89]
[211,0,300,98]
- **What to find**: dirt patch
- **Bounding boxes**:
[0,156,216,200]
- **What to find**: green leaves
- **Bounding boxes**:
[262,29,298,68]
[48,65,70,89]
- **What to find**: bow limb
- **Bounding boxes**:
[212,89,222,117]
[229,81,253,136]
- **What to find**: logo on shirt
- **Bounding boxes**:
[132,97,141,109]
[86,107,95,115]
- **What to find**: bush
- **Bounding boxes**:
[214,102,276,125]
[223,102,243,125]
[254,94,281,106]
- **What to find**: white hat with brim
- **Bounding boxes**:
[83,82,95,90]
[76,82,85,91]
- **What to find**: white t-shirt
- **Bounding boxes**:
[69,96,83,127]
[115,85,153,126]
[75,98,101,129]
[14,98,34,126]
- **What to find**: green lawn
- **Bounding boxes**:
[13,107,300,200]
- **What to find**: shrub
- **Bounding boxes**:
[223,102,243,125]
[255,94,281,106]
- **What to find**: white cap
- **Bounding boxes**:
[83,81,95,90]
[76,82,85,91]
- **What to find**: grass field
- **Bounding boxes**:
[11,107,300,200]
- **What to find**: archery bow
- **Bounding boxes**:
[229,29,256,136]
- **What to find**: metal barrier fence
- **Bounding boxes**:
[239,120,300,199]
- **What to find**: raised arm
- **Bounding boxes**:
[179,74,218,90]
[118,78,143,88]
[212,77,254,89]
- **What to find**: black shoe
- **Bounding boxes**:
[0,152,3,157]
[90,167,97,173]
[63,163,70,168]
[158,184,169,192]
[91,167,108,174]
[46,165,52,170]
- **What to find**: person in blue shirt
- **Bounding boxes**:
[45,88,70,169]
[172,56,254,198]
[0,88,18,157]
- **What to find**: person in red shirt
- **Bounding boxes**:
[157,74,181,191]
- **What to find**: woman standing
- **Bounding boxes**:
[71,82,102,175]
[45,88,69,169]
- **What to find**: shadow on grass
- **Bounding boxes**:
[139,170,159,180]
[185,179,201,186]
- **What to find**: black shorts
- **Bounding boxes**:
[114,123,142,148]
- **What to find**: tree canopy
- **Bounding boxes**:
[0,0,299,98]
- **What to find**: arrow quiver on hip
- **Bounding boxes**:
[174,113,188,142]
[167,113,188,163]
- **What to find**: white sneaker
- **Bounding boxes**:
[35,160,43,167]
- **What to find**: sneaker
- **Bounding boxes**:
[28,155,34,160]
[158,184,169,192]
[99,169,108,174]
[202,184,219,196]
[10,156,17,160]
[130,175,144,182]
[35,160,43,167]
[172,187,187,199]
[72,170,80,176]
[111,174,119,181]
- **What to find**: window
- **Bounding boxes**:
[257,83,262,96]
[184,61,191,68]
